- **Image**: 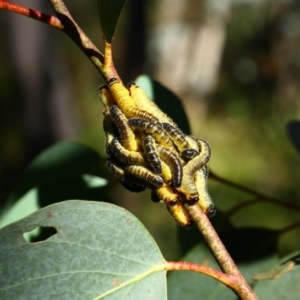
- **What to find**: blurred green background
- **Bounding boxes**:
[1,0,300,260]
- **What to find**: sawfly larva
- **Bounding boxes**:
[125,165,164,189]
[108,137,145,166]
[195,168,216,217]
[99,85,116,113]
[128,117,174,149]
[162,122,199,159]
[128,82,177,126]
[108,78,160,123]
[167,202,193,228]
[109,105,139,151]
[103,114,118,155]
[156,144,183,188]
[153,185,180,206]
[142,134,162,174]
[106,159,146,193]
[177,137,211,204]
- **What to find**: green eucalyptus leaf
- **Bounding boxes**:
[254,266,300,299]
[0,142,109,228]
[0,200,167,300]
[136,75,191,134]
[97,0,127,43]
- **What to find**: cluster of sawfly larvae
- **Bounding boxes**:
[99,78,216,228]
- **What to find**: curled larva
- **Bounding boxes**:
[108,137,145,166]
[128,117,174,149]
[125,165,164,189]
[142,134,162,174]
[106,159,146,193]
[162,123,199,159]
[195,168,216,217]
[108,78,160,123]
[156,144,183,188]
[167,202,193,228]
[128,82,177,126]
[177,137,211,204]
[109,105,139,151]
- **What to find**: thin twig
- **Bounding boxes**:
[185,204,259,300]
[0,0,63,29]
[210,170,300,212]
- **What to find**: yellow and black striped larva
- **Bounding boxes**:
[156,144,183,188]
[177,137,211,205]
[125,165,164,190]
[162,122,199,159]
[103,114,118,156]
[108,137,145,166]
[109,105,139,151]
[167,201,193,228]
[106,159,146,193]
[142,134,162,174]
[127,82,177,126]
[108,78,160,124]
[195,168,216,217]
[128,117,174,149]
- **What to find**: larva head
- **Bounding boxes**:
[206,204,216,218]
[181,149,199,160]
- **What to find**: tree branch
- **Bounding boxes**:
[185,204,258,300]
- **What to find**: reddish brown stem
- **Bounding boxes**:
[185,204,258,300]
[165,261,236,288]
[0,0,63,29]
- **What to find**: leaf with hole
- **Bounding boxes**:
[0,141,109,228]
[0,200,167,300]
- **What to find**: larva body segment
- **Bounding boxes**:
[106,160,146,193]
[167,202,193,228]
[125,165,164,189]
[160,161,173,185]
[142,134,162,174]
[109,105,139,151]
[153,185,180,206]
[162,123,199,159]
[108,78,159,123]
[128,118,174,149]
[195,168,216,217]
[128,82,177,126]
[103,115,117,155]
[156,144,183,188]
[177,138,211,204]
[99,85,116,111]
[108,137,145,166]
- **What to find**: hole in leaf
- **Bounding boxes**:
[23,226,57,243]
